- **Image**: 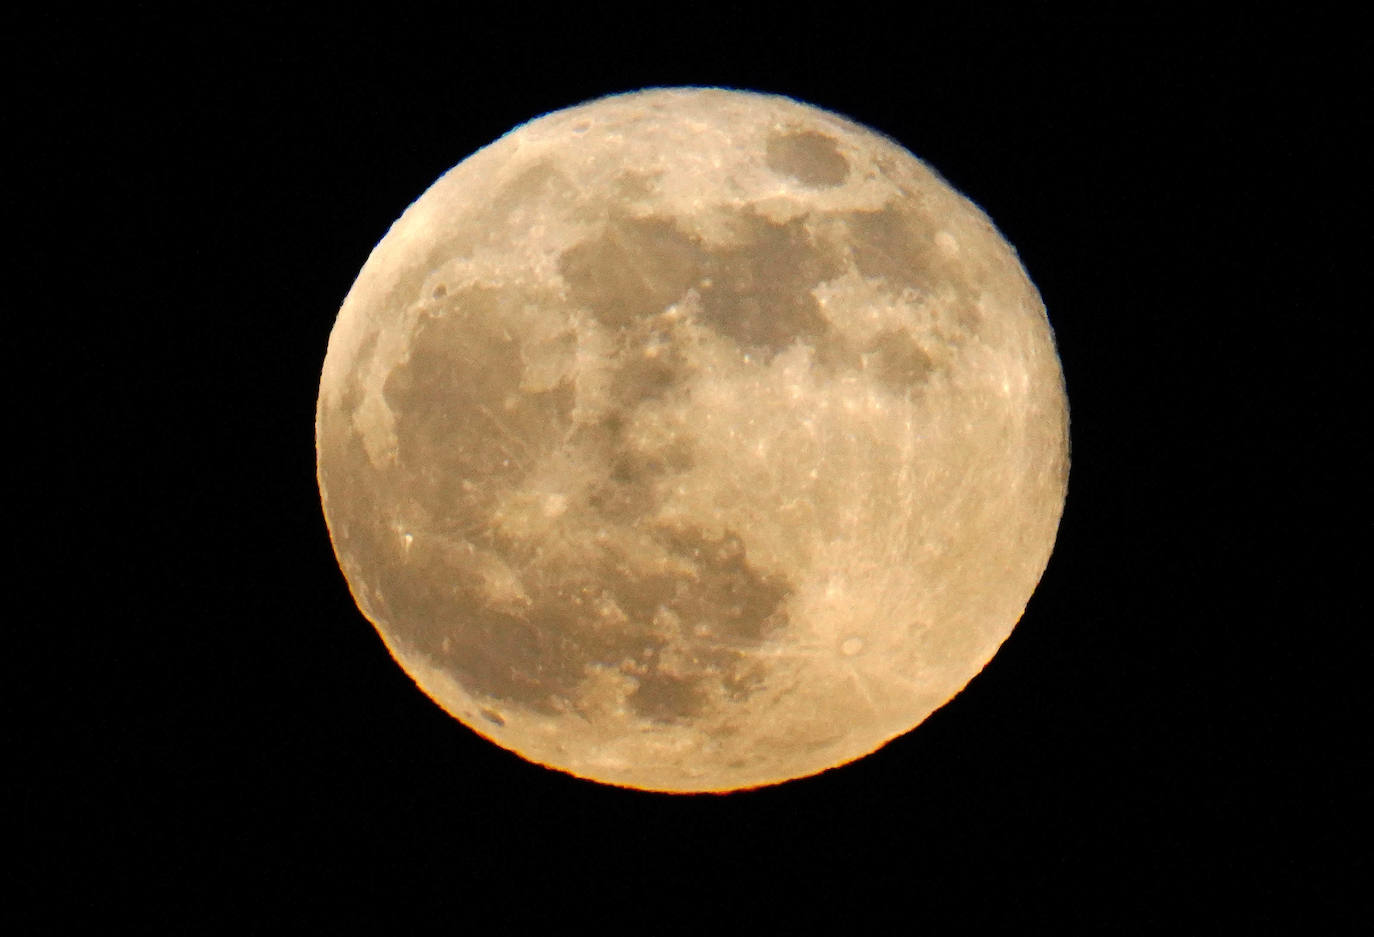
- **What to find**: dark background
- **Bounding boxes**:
[13,7,1358,930]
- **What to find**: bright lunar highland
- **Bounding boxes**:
[316,88,1069,793]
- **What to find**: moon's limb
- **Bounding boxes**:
[316,88,1069,792]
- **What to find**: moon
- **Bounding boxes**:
[316,88,1069,793]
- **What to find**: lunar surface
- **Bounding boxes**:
[316,88,1069,793]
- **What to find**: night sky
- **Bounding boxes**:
[12,8,1357,930]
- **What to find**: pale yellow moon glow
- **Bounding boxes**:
[316,88,1069,793]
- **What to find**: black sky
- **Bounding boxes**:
[12,8,1359,931]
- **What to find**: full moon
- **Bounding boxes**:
[316,88,1069,793]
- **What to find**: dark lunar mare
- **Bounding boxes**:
[324,172,987,723]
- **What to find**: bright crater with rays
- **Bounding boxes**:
[316,88,1069,792]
